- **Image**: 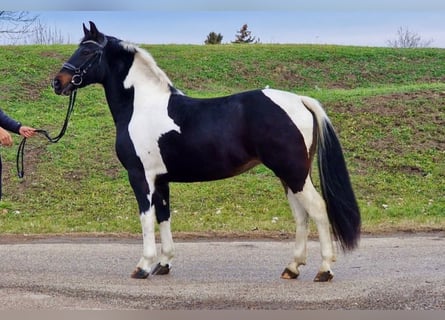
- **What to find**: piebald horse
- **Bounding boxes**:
[52,22,360,282]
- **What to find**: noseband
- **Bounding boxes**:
[62,38,108,86]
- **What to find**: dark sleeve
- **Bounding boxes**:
[0,109,21,134]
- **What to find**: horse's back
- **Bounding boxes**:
[161,89,316,185]
[168,88,315,138]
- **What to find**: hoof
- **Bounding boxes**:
[314,270,333,282]
[131,267,150,279]
[281,267,299,280]
[151,263,171,275]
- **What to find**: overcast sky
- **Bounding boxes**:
[3,0,445,47]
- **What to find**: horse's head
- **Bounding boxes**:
[53,21,108,95]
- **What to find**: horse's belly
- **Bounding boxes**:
[162,148,258,182]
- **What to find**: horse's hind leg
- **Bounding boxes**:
[281,186,309,280]
[293,177,336,282]
[263,157,334,281]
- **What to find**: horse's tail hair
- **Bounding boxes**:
[301,96,361,251]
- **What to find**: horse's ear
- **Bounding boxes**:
[83,23,90,36]
[88,21,107,46]
[89,21,99,36]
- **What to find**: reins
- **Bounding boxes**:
[0,90,77,200]
[16,89,77,179]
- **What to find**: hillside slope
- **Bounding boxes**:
[0,44,443,235]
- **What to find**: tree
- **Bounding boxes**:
[387,26,433,48]
[0,11,38,43]
[232,24,258,44]
[28,19,69,44]
[205,32,223,45]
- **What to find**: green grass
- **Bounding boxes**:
[0,44,443,236]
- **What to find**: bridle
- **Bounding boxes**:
[60,38,108,87]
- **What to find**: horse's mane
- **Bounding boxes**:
[119,40,173,91]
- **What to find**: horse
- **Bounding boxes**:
[52,22,360,282]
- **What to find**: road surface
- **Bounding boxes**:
[0,233,444,309]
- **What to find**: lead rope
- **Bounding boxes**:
[14,89,77,186]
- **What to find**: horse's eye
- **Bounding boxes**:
[81,49,92,55]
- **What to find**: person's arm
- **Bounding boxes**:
[0,109,21,135]
[0,109,36,139]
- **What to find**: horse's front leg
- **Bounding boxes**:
[126,169,158,279]
[150,178,175,275]
[132,207,157,279]
[130,174,175,278]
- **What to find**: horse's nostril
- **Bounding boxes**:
[51,78,59,89]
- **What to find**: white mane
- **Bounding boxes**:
[121,41,173,93]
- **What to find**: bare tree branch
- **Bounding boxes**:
[387,26,433,48]
[0,11,38,43]
[28,19,68,44]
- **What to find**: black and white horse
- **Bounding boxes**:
[52,22,360,282]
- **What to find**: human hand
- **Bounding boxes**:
[0,127,13,146]
[19,126,36,138]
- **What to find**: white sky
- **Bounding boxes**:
[2,1,445,47]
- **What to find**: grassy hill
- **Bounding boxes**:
[0,44,443,236]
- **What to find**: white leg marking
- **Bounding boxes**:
[295,178,335,274]
[136,209,157,272]
[286,188,309,275]
[159,219,175,266]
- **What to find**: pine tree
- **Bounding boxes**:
[232,24,256,44]
[205,32,223,45]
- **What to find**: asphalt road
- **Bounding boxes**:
[0,233,444,310]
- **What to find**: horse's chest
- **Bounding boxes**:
[128,103,180,174]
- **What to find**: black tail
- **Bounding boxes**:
[317,118,361,250]
[301,97,360,250]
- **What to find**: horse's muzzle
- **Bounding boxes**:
[52,75,74,96]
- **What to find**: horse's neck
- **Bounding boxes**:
[123,50,172,94]
[104,47,175,124]
[103,72,171,127]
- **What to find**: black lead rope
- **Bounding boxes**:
[15,89,77,181]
